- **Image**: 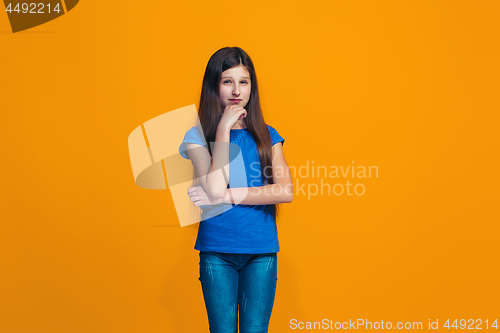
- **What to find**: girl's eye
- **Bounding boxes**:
[241,80,249,84]
[223,80,231,84]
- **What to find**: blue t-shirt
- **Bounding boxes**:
[179,124,285,254]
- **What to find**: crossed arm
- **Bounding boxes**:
[185,138,293,206]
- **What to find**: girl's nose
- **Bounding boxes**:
[232,84,240,96]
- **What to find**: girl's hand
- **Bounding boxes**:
[188,186,223,206]
[219,105,247,131]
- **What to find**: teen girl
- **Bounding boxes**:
[179,46,293,333]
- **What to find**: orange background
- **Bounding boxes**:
[1,1,499,332]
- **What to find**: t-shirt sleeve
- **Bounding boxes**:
[267,125,285,147]
[179,126,208,159]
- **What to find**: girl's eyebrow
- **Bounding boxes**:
[221,76,251,80]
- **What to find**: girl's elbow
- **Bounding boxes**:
[209,187,226,201]
[204,180,227,201]
[283,183,293,203]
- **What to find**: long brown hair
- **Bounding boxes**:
[198,47,279,221]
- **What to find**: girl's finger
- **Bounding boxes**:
[188,186,201,193]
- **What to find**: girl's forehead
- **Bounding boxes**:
[221,65,250,78]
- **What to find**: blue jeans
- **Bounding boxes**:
[199,251,278,333]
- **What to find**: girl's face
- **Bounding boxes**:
[219,65,251,109]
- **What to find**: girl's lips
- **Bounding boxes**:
[229,99,241,103]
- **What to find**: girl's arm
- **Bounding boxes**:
[186,106,247,200]
[185,125,231,200]
[220,142,293,205]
